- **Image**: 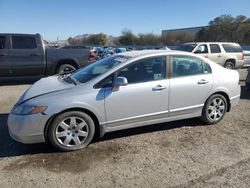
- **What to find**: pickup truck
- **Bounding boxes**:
[0,33,95,79]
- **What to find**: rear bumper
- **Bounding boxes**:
[230,95,240,109]
[235,60,245,69]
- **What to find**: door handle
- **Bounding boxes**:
[152,85,167,91]
[204,55,208,58]
[217,55,221,58]
[0,53,7,56]
[198,79,209,84]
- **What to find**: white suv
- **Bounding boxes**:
[176,42,244,69]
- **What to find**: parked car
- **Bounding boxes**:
[8,50,240,151]
[243,50,250,68]
[115,47,127,53]
[0,33,95,79]
[176,42,244,69]
[160,46,171,50]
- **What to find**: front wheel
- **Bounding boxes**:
[201,94,227,125]
[48,111,95,151]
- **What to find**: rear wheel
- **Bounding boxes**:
[201,94,227,125]
[57,64,76,74]
[48,111,95,151]
[224,61,235,69]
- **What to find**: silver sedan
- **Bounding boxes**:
[8,50,241,151]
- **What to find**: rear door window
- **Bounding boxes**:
[222,44,242,53]
[0,36,6,49]
[172,56,211,77]
[12,36,37,49]
[210,44,221,53]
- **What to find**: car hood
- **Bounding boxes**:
[18,76,75,104]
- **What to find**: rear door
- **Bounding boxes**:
[8,35,44,76]
[169,55,213,116]
[208,44,225,66]
[0,35,9,77]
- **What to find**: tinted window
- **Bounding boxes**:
[176,44,197,52]
[194,44,208,54]
[12,36,37,49]
[222,44,242,53]
[117,56,166,84]
[0,37,5,49]
[210,44,221,53]
[172,56,211,77]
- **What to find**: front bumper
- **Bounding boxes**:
[7,113,49,144]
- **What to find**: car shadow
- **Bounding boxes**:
[240,85,250,100]
[0,113,206,158]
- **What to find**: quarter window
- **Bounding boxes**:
[222,44,242,53]
[12,36,37,49]
[0,37,5,49]
[117,56,166,84]
[210,44,221,53]
[172,56,211,77]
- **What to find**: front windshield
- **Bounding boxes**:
[176,44,197,52]
[71,55,130,83]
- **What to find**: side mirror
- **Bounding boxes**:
[113,77,128,87]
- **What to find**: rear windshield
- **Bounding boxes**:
[222,44,242,53]
[176,44,197,52]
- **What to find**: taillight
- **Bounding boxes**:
[88,50,96,62]
[241,52,244,60]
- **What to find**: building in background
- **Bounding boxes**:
[162,26,207,38]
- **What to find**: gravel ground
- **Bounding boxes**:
[0,78,250,188]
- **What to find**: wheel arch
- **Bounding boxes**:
[224,58,236,67]
[44,107,100,143]
[205,91,231,112]
[54,59,80,73]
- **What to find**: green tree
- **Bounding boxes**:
[162,32,194,45]
[136,33,162,45]
[88,33,107,45]
[195,14,250,44]
[118,29,137,45]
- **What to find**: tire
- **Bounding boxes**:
[57,64,76,74]
[224,61,235,69]
[48,111,95,151]
[201,94,227,125]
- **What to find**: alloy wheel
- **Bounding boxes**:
[55,116,89,147]
[207,98,226,122]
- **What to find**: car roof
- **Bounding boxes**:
[119,50,190,58]
[183,42,239,45]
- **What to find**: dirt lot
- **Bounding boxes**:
[0,80,250,187]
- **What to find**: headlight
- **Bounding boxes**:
[11,105,48,115]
